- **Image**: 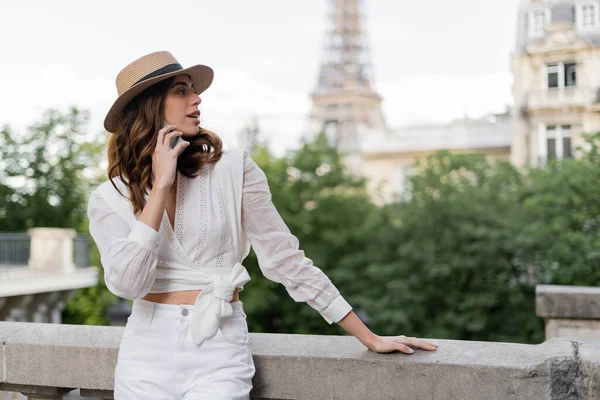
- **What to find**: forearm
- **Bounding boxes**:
[337,311,377,349]
[138,184,169,232]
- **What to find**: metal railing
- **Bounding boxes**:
[73,235,90,269]
[0,233,31,268]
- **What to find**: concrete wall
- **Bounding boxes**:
[0,322,599,399]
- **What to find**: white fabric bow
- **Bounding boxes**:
[190,263,251,345]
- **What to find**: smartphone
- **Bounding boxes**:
[164,121,188,155]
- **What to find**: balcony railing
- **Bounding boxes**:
[526,87,597,109]
[0,233,89,265]
[0,228,98,305]
[0,233,30,267]
[0,231,89,280]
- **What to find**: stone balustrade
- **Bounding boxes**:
[526,87,598,110]
[537,284,600,341]
[0,322,599,400]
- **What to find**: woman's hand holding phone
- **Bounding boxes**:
[163,121,189,154]
[152,124,189,190]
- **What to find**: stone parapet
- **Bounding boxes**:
[1,322,599,399]
[537,284,600,341]
[537,285,600,320]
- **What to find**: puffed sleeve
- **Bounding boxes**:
[87,190,160,300]
[241,152,352,324]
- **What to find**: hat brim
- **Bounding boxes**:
[103,64,214,133]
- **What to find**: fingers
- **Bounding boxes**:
[392,336,439,351]
[164,129,183,149]
[157,124,181,148]
[396,343,415,354]
[173,140,190,156]
[157,124,173,147]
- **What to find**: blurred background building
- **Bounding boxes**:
[307,0,512,202]
[511,0,600,167]
[360,112,513,203]
[308,0,600,202]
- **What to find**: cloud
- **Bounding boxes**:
[377,72,513,128]
[201,67,311,154]
[0,62,114,138]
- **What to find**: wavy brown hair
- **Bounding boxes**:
[107,76,223,215]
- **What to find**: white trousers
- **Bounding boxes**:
[114,299,256,400]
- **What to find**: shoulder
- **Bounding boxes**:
[214,148,249,175]
[218,148,248,166]
[90,176,130,205]
[89,176,137,222]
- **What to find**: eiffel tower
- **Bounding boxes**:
[308,0,387,155]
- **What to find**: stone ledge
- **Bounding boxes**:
[579,340,600,399]
[546,318,600,341]
[0,268,98,298]
[1,322,600,400]
[536,284,600,319]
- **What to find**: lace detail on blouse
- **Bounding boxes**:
[162,211,187,262]
[175,173,186,246]
[215,165,228,268]
[192,165,209,268]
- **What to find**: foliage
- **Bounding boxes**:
[0,108,114,325]
[352,136,600,344]
[241,134,380,334]
[0,108,105,231]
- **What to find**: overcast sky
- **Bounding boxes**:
[0,0,520,155]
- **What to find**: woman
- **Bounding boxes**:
[88,51,438,399]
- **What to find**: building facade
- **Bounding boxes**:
[307,0,515,202]
[308,0,600,202]
[359,111,513,203]
[511,0,600,167]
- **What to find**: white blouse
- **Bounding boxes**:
[87,149,352,345]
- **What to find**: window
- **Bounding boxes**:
[583,5,596,26]
[529,9,550,38]
[577,2,600,29]
[546,126,557,160]
[565,63,577,87]
[533,12,546,32]
[546,62,577,88]
[547,64,559,88]
[562,126,573,158]
[545,125,573,161]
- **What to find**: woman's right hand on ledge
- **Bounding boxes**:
[367,334,438,355]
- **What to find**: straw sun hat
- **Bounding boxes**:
[103,51,214,133]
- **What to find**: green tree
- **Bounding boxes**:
[0,108,114,325]
[356,134,600,344]
[241,133,383,334]
[0,108,106,231]
[516,134,600,288]
[5,108,599,344]
[360,152,543,343]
